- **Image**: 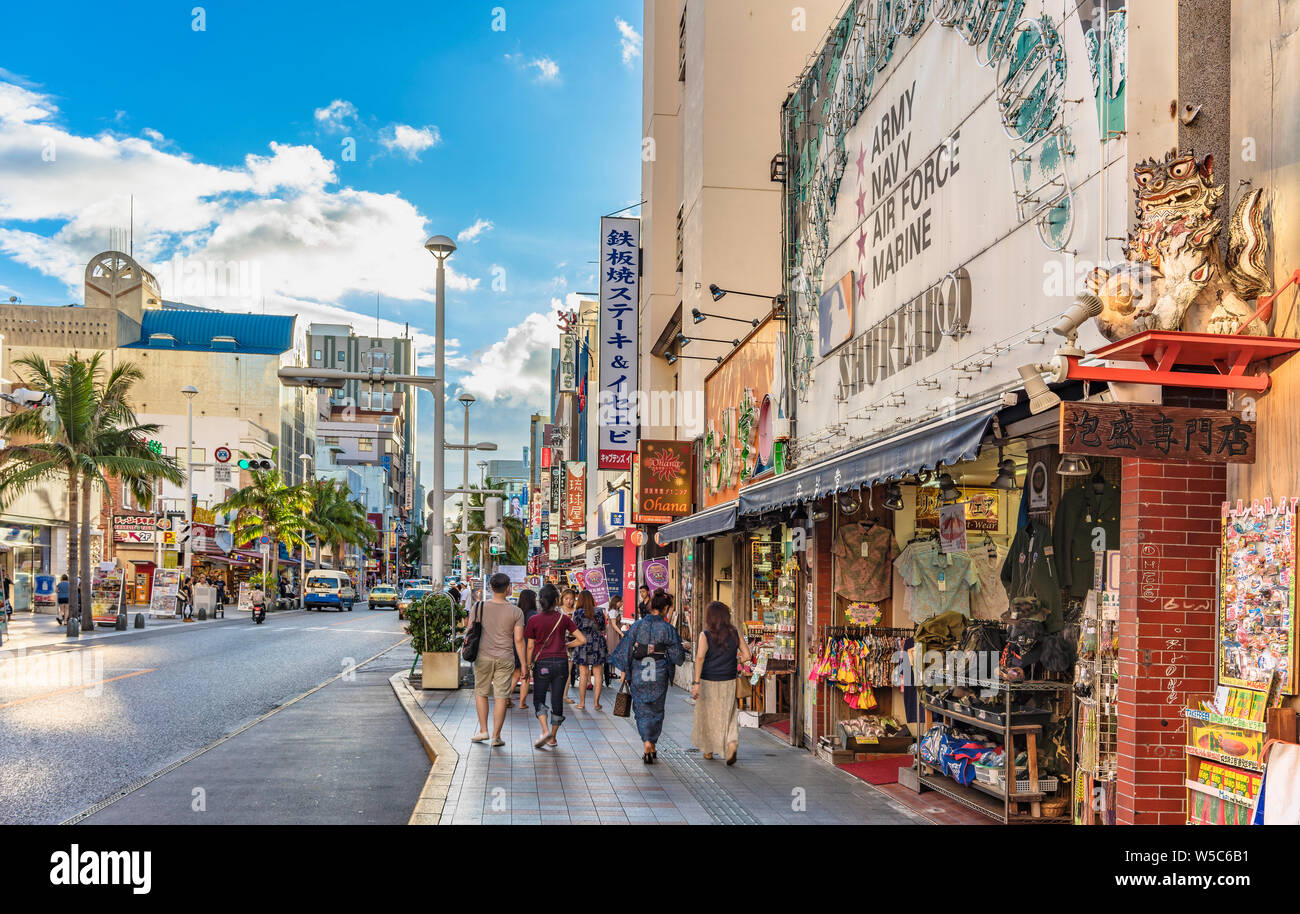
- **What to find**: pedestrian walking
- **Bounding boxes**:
[691,600,751,764]
[469,573,526,747]
[215,577,227,608]
[603,594,624,687]
[571,590,608,711]
[524,583,585,750]
[609,590,685,764]
[512,588,537,709]
[179,579,194,620]
[636,585,651,620]
[56,573,69,624]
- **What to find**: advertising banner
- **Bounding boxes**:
[579,566,610,605]
[563,461,586,530]
[597,216,640,470]
[702,318,780,507]
[113,514,157,544]
[643,558,670,593]
[635,439,693,517]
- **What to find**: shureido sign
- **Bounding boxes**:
[598,216,640,470]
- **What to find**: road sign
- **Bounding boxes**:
[611,512,625,526]
[393,521,406,536]
[259,535,270,546]
[214,446,232,463]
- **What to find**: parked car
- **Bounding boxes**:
[303,570,356,612]
[369,583,398,610]
[397,587,432,620]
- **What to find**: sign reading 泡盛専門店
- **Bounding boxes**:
[598,216,640,471]
[1059,402,1256,464]
[635,439,693,517]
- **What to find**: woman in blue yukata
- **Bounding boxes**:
[609,589,685,764]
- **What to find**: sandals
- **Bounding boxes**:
[726,742,738,766]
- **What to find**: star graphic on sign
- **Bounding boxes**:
[857,271,868,300]
[856,227,868,258]
[856,145,867,178]
[856,188,866,220]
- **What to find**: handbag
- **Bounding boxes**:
[461,601,484,662]
[613,675,632,717]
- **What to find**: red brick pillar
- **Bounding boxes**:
[1116,458,1224,825]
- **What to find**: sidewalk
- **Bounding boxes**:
[1,607,231,652]
[407,674,927,825]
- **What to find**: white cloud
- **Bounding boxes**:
[378,123,442,160]
[313,99,357,132]
[457,218,494,244]
[0,78,477,314]
[456,312,559,405]
[615,18,643,66]
[505,53,561,84]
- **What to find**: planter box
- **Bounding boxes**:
[421,651,461,690]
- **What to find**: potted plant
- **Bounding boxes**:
[406,592,466,689]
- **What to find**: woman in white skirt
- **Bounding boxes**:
[691,600,752,765]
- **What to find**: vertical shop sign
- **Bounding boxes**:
[598,216,640,470]
[559,333,578,392]
[564,461,586,530]
[622,528,638,622]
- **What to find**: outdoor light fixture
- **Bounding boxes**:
[882,483,904,511]
[692,306,760,328]
[1053,293,1104,343]
[937,473,961,503]
[991,458,1019,490]
[836,490,862,515]
[664,352,721,366]
[1057,454,1093,476]
[1018,364,1061,414]
[678,333,740,348]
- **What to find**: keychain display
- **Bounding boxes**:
[1220,501,1297,693]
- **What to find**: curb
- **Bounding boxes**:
[388,671,458,825]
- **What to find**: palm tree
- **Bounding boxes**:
[0,353,184,630]
[214,448,311,589]
[302,478,376,570]
[400,524,425,576]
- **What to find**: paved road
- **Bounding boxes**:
[0,607,422,824]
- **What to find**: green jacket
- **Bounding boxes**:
[1053,482,1120,598]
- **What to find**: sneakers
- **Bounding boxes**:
[470,732,489,743]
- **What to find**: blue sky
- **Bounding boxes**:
[0,0,642,499]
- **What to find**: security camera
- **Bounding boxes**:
[0,388,51,409]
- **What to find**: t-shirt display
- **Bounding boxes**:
[832,522,899,602]
[1054,480,1121,598]
[894,540,979,621]
[967,544,1009,621]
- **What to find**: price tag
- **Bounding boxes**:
[937,569,947,593]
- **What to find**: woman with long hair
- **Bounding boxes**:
[691,601,751,764]
[512,588,538,709]
[523,583,585,749]
[608,590,685,763]
[571,590,609,710]
[603,594,624,686]
[561,587,579,702]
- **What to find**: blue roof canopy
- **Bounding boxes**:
[124,309,295,354]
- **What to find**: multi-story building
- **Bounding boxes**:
[0,250,315,605]
[306,323,417,580]
[639,0,842,439]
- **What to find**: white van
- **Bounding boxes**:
[303,570,357,612]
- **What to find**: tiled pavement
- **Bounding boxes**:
[410,679,928,825]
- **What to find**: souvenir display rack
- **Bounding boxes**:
[912,678,1072,824]
[1073,591,1119,824]
[1182,687,1271,825]
[814,624,914,754]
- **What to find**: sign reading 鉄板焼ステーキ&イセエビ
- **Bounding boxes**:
[598,216,639,471]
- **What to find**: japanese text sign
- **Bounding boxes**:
[598,216,640,469]
[1060,403,1255,464]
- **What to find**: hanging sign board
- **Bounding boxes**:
[597,216,640,470]
[635,440,693,517]
[1060,403,1255,464]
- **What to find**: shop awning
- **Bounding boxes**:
[737,404,1000,516]
[656,501,737,545]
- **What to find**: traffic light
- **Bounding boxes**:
[455,533,470,553]
[484,497,502,529]
[237,457,275,471]
[488,527,504,556]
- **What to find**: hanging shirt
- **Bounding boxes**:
[894,540,979,621]
[1000,519,1062,632]
[966,544,1009,621]
[832,523,899,602]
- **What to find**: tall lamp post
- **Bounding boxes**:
[423,234,456,585]
[478,460,487,584]
[181,385,198,580]
[458,392,475,592]
[298,452,312,608]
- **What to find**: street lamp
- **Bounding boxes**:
[478,460,487,584]
[299,452,312,608]
[181,386,198,580]
[424,234,456,585]
[458,392,475,591]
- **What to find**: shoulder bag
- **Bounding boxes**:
[461,601,484,662]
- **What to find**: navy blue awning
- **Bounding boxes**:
[656,501,737,545]
[737,405,999,516]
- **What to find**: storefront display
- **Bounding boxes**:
[149,568,182,617]
[90,566,124,622]
[1219,500,1297,693]
[831,520,897,602]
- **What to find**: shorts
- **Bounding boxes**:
[473,656,516,699]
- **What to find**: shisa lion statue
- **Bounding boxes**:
[1086,150,1273,342]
